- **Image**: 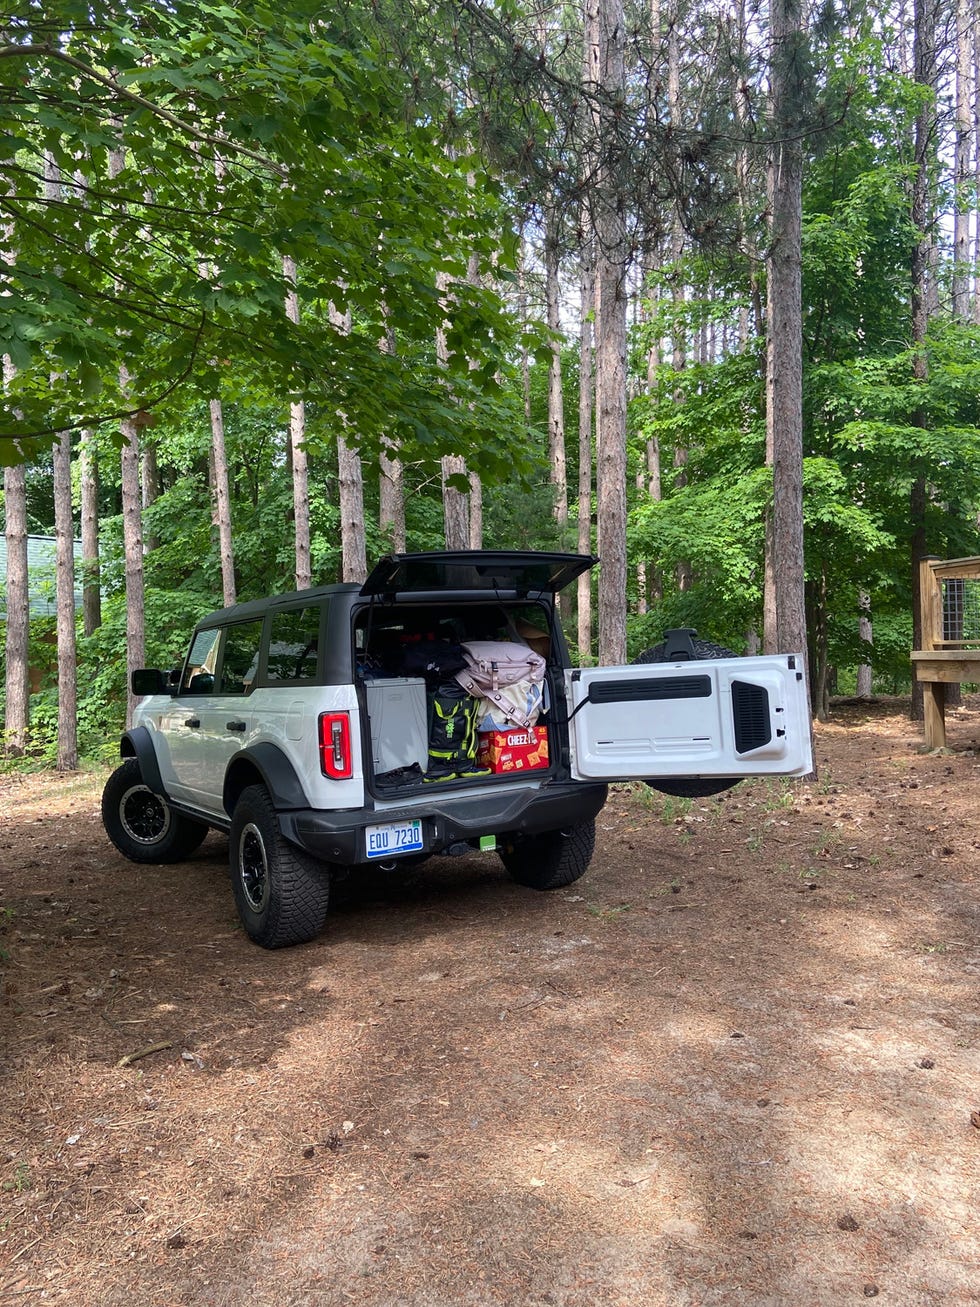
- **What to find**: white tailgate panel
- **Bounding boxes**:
[566,655,812,782]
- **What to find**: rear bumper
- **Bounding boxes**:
[277,779,609,866]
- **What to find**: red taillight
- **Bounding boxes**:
[318,712,352,779]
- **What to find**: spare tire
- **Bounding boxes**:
[631,635,741,798]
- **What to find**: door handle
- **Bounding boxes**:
[185,718,201,728]
[226,720,247,733]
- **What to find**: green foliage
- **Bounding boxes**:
[0,1,529,485]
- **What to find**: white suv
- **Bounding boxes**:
[102,551,812,948]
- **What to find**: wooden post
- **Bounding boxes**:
[922,681,946,749]
[917,557,945,747]
[918,556,942,650]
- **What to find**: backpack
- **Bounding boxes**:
[425,680,481,778]
[455,641,546,731]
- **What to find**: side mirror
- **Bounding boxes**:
[131,668,169,696]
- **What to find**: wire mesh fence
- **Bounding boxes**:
[941,577,980,644]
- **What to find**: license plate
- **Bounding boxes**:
[365,818,424,859]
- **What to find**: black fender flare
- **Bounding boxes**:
[119,726,165,794]
[223,742,310,817]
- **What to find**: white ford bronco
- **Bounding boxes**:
[102,551,812,948]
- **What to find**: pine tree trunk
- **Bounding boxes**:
[763,0,809,677]
[3,456,30,756]
[79,427,101,635]
[338,436,367,581]
[208,398,237,606]
[589,0,628,666]
[953,0,973,318]
[378,321,405,552]
[119,404,146,730]
[284,255,312,590]
[52,428,78,770]
[909,0,938,720]
[545,215,569,526]
[518,229,532,422]
[577,247,595,663]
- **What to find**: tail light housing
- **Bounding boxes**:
[318,711,352,779]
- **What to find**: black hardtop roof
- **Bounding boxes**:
[194,582,361,630]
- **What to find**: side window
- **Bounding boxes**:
[218,619,265,696]
[180,629,221,695]
[265,606,322,682]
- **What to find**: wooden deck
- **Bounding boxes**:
[911,649,980,748]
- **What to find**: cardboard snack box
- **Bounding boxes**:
[477,725,549,774]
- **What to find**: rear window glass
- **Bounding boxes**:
[265,606,322,682]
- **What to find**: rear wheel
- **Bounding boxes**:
[632,636,741,798]
[499,819,596,890]
[229,785,330,949]
[102,759,208,863]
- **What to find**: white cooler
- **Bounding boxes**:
[365,677,429,774]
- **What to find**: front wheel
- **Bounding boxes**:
[229,785,330,949]
[499,819,596,890]
[102,759,208,863]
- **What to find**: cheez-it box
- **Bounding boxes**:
[477,725,549,773]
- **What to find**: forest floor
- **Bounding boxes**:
[1,698,980,1306]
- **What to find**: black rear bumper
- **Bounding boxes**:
[277,779,609,866]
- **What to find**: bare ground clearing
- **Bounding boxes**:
[1,700,979,1306]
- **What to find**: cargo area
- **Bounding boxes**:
[353,600,556,795]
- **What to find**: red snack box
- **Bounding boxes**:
[477,725,549,774]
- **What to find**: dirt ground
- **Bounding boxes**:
[1,699,979,1307]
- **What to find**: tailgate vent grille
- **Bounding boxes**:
[587,674,711,704]
[732,681,771,753]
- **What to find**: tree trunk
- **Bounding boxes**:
[79,426,101,635]
[577,247,595,663]
[378,321,405,552]
[763,0,809,676]
[338,436,367,582]
[468,470,483,549]
[589,0,628,667]
[119,403,146,729]
[379,445,406,552]
[518,227,532,423]
[545,213,569,526]
[141,442,161,551]
[284,255,312,590]
[953,0,973,319]
[909,0,938,720]
[208,398,237,606]
[326,298,366,582]
[3,454,30,756]
[52,428,78,770]
[856,591,873,697]
[441,455,470,549]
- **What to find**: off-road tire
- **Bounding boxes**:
[632,637,741,798]
[229,784,330,949]
[633,637,738,665]
[499,819,596,890]
[102,759,208,863]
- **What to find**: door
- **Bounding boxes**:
[565,654,812,782]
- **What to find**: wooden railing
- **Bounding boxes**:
[911,555,980,747]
